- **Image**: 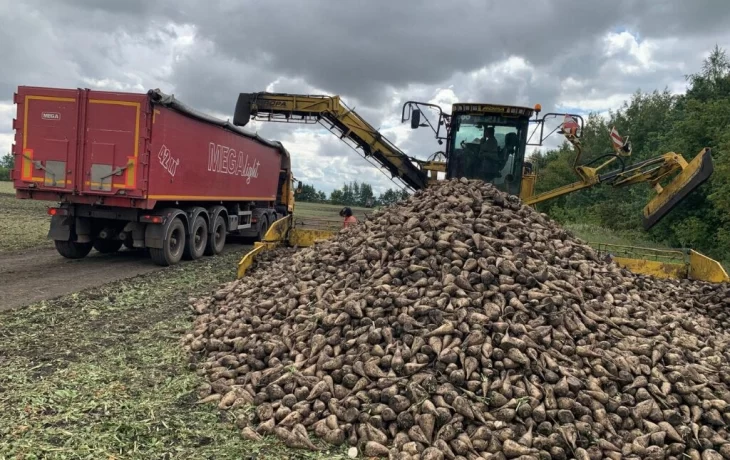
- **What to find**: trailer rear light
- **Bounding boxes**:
[47,207,69,216]
[141,215,165,224]
[252,217,258,223]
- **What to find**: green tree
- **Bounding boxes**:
[352,181,361,205]
[378,188,403,206]
[341,183,354,206]
[531,45,730,263]
[685,45,730,102]
[296,183,323,203]
[0,153,13,181]
[330,189,344,205]
[0,153,13,169]
[359,183,375,207]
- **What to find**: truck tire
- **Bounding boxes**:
[150,217,186,266]
[93,239,123,254]
[55,240,93,259]
[205,214,226,256]
[183,215,208,260]
[257,215,270,242]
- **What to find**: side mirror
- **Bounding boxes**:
[295,180,302,194]
[410,109,421,129]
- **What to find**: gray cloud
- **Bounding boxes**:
[1,0,729,194]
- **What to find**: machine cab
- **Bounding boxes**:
[447,103,534,196]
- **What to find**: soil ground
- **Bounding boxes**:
[0,249,346,459]
[0,183,352,458]
[0,245,245,312]
[0,183,372,312]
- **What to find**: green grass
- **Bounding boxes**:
[0,181,53,253]
[293,202,372,230]
[563,222,699,266]
[0,249,350,459]
[564,222,671,249]
[294,201,371,219]
[0,185,373,252]
[0,181,14,194]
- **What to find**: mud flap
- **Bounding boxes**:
[75,217,92,243]
[144,224,165,249]
[642,148,714,230]
[143,208,187,249]
[48,215,72,241]
[47,215,91,242]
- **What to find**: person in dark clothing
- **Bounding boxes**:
[339,207,358,228]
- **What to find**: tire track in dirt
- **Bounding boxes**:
[0,243,249,312]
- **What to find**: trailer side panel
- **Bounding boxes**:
[146,106,281,205]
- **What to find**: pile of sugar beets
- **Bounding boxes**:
[184,178,730,460]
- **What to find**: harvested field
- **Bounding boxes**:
[0,181,53,252]
[187,179,730,459]
[294,202,372,231]
[0,184,366,311]
[0,249,347,459]
[0,182,368,252]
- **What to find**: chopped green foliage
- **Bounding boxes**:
[0,250,348,459]
[0,181,52,252]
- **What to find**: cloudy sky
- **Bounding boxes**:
[2,0,729,194]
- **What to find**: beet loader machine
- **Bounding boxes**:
[232,92,727,283]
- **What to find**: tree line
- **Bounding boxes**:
[530,45,730,264]
[0,153,12,181]
[297,180,410,207]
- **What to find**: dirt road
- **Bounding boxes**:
[0,243,250,311]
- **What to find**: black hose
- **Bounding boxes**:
[583,153,626,184]
[582,153,625,184]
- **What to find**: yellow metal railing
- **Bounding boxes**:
[593,243,687,263]
[592,242,728,282]
[237,223,729,283]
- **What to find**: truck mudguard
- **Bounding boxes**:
[206,205,229,230]
[183,206,210,234]
[144,208,189,249]
[48,214,72,241]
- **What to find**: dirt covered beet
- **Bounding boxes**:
[184,178,730,459]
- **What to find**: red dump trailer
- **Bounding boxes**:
[11,86,297,266]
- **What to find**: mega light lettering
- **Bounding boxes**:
[208,142,261,184]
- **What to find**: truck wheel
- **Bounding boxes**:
[183,215,208,260]
[55,240,93,259]
[150,218,186,266]
[205,215,226,256]
[93,239,123,254]
[257,216,270,242]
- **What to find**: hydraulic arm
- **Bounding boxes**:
[523,125,714,229]
[232,93,428,190]
[231,92,713,231]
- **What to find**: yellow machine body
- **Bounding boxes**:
[238,216,728,283]
[237,215,337,278]
[232,91,725,283]
[593,243,729,283]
